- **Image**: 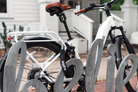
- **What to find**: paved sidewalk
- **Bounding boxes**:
[94,81,128,92]
[80,49,117,82]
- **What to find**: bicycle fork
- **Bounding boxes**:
[109,26,135,68]
[109,26,138,90]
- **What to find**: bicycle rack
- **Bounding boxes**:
[3,39,138,92]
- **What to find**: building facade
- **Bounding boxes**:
[0,0,100,48]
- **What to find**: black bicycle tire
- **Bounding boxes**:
[114,36,136,92]
[0,41,70,92]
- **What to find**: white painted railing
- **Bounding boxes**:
[102,11,125,36]
[111,13,125,36]
[111,13,125,26]
[72,10,94,49]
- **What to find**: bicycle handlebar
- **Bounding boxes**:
[109,0,118,5]
[75,9,85,15]
[75,0,118,15]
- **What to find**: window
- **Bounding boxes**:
[0,0,7,13]
[60,0,79,8]
[0,0,13,18]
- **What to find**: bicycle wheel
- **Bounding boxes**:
[0,39,70,92]
[114,36,137,92]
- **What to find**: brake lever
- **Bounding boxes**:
[77,13,83,16]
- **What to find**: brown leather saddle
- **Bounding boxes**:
[45,2,72,16]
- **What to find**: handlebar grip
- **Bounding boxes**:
[74,9,85,15]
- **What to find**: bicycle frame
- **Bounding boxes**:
[96,16,115,45]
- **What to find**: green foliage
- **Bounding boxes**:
[0,24,24,51]
[133,0,138,5]
[14,24,16,32]
[0,27,11,51]
[17,36,24,41]
[19,25,24,31]
[100,0,138,10]
[18,25,24,40]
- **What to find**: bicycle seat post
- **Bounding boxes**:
[59,13,73,41]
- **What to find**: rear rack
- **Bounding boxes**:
[7,31,65,46]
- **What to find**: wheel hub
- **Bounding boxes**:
[27,68,42,80]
